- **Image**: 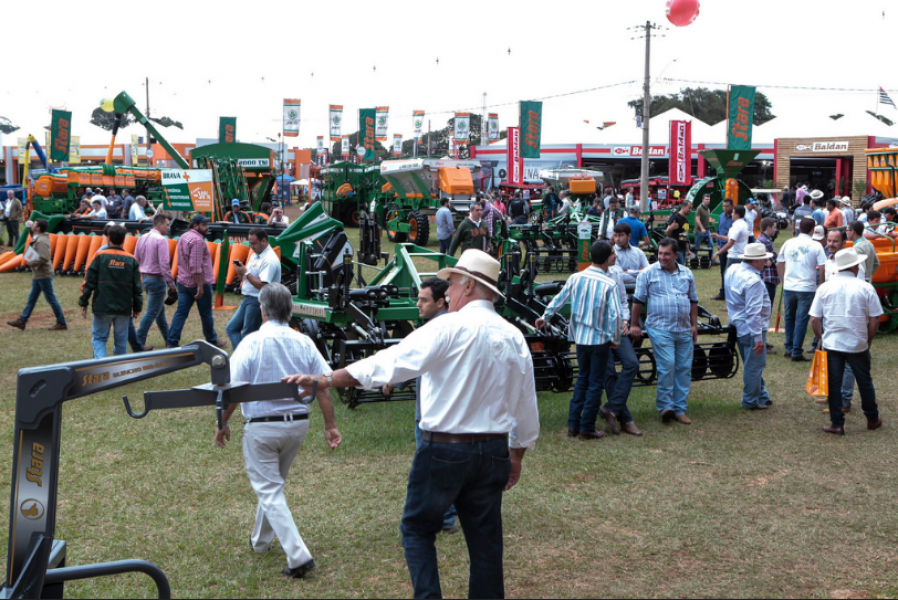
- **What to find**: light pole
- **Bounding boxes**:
[629,21,666,212]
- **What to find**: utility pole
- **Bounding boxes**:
[482,92,487,145]
[630,21,666,212]
[145,77,151,167]
[428,120,432,157]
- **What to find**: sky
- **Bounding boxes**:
[1,0,895,148]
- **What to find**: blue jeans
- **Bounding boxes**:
[604,336,637,425]
[783,290,815,358]
[401,437,510,600]
[677,250,687,265]
[21,277,66,326]
[438,237,451,254]
[414,422,457,530]
[737,332,771,409]
[569,343,610,432]
[694,231,713,251]
[648,327,693,415]
[841,365,855,409]
[825,349,878,428]
[226,295,263,349]
[7,220,20,246]
[136,275,170,347]
[167,283,219,347]
[92,314,130,358]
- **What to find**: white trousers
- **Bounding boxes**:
[242,420,312,568]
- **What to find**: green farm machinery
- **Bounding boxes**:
[318,161,385,228]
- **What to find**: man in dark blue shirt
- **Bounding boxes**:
[710,198,734,300]
[619,206,650,248]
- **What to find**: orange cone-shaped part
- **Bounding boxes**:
[63,234,82,272]
[211,242,222,285]
[49,234,58,259]
[0,250,15,266]
[84,235,108,271]
[53,234,70,270]
[171,246,179,279]
[225,244,251,285]
[166,239,177,265]
[123,234,138,255]
[272,246,281,260]
[71,234,94,273]
[0,254,24,273]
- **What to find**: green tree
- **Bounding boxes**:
[628,87,775,126]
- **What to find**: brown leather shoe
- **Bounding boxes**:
[7,318,25,330]
[675,414,692,425]
[868,418,883,431]
[48,323,67,331]
[791,354,812,362]
[578,430,606,440]
[815,398,827,404]
[822,425,845,435]
[660,409,675,423]
[600,408,620,435]
[567,429,580,438]
[621,421,643,436]
[212,339,229,349]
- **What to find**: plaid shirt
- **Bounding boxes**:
[757,232,780,285]
[175,228,215,287]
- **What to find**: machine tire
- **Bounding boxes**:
[386,204,407,243]
[342,205,361,228]
[407,210,430,246]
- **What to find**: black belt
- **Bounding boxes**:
[421,431,507,444]
[246,414,308,424]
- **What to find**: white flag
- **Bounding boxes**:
[488,113,500,141]
[330,105,343,141]
[283,99,300,137]
[341,135,350,157]
[393,134,403,157]
[376,107,389,141]
[413,110,424,139]
[454,113,470,142]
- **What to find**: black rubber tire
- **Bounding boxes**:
[342,205,361,228]
[407,210,430,246]
[385,204,407,243]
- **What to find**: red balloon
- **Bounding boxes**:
[666,0,700,27]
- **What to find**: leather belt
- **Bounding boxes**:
[142,273,163,278]
[421,431,507,444]
[246,414,309,424]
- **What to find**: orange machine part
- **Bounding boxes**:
[225,244,251,285]
[83,236,107,272]
[210,242,222,285]
[122,234,138,255]
[569,179,596,195]
[53,234,70,270]
[438,167,474,196]
[725,178,740,204]
[0,254,24,273]
[171,246,179,279]
[62,234,82,272]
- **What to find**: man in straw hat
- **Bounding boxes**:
[725,243,775,410]
[282,249,539,599]
[809,248,883,435]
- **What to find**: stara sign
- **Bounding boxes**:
[794,141,850,152]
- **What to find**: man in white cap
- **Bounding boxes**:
[725,243,774,410]
[282,249,539,599]
[777,218,827,362]
[840,196,855,223]
[809,248,883,435]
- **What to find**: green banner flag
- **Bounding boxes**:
[726,85,756,151]
[519,101,543,159]
[219,117,236,144]
[49,109,72,162]
[359,108,376,161]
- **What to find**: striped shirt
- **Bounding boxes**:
[231,321,332,419]
[175,228,215,287]
[541,266,623,346]
[134,229,175,287]
[633,262,699,333]
[724,262,771,341]
[614,244,649,285]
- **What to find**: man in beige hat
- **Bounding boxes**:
[809,248,883,435]
[725,243,774,410]
[282,249,539,599]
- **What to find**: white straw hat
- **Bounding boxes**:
[437,249,505,299]
[833,248,865,271]
[737,242,774,261]
[810,189,824,200]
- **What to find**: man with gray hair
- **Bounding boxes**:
[129,196,149,222]
[215,282,341,579]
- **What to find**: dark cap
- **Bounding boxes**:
[190,214,212,225]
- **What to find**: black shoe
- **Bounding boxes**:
[282,559,315,579]
[791,354,811,362]
[765,399,773,406]
[441,525,459,535]
[710,294,725,301]
[661,409,675,423]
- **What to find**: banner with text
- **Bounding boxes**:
[49,109,72,162]
[454,112,470,142]
[329,105,343,141]
[341,135,350,158]
[488,113,500,140]
[413,110,424,138]
[359,108,376,160]
[726,85,756,151]
[131,134,139,165]
[392,134,402,157]
[375,106,389,141]
[17,138,27,165]
[69,136,81,164]
[160,169,215,212]
[219,117,236,143]
[507,126,523,187]
[668,120,692,186]
[520,101,542,159]
[283,99,301,137]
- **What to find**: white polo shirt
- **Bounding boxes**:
[727,218,750,256]
[777,233,827,292]
[809,272,883,353]
[242,244,281,297]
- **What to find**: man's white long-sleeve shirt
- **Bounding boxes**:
[346,300,540,449]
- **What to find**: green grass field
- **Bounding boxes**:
[0,224,896,599]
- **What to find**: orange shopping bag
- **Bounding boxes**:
[805,350,828,398]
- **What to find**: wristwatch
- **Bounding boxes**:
[324,372,333,389]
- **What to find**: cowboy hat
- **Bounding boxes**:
[812,225,826,241]
[737,242,774,261]
[839,197,852,206]
[437,249,506,299]
[809,189,824,200]
[833,248,865,271]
